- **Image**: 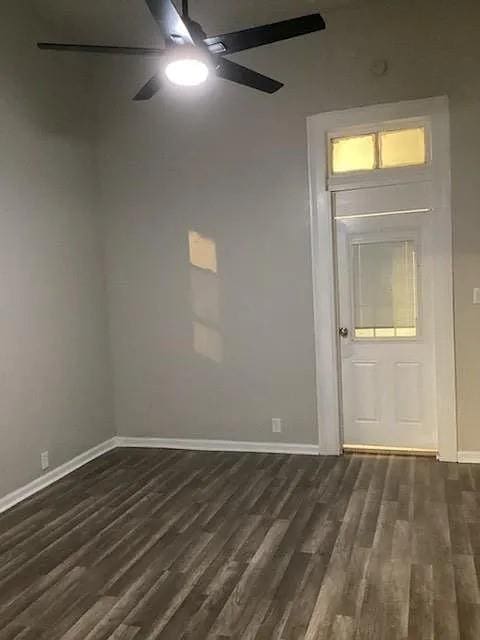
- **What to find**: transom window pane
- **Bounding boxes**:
[352,240,417,339]
[331,134,376,173]
[379,127,426,168]
[330,126,426,174]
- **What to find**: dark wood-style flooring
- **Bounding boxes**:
[0,448,479,639]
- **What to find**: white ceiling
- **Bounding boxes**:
[33,0,360,45]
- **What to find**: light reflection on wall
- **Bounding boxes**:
[193,321,223,364]
[190,268,220,324]
[189,231,217,273]
[189,230,223,363]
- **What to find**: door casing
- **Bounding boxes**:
[307,97,457,461]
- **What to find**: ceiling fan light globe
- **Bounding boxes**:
[165,58,209,86]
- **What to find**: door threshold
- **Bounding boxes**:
[343,444,437,457]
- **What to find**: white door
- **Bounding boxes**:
[335,192,436,451]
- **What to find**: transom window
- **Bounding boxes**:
[331,127,426,174]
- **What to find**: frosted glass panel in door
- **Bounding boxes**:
[352,240,417,339]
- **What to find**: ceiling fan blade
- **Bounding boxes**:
[133,73,164,101]
[216,59,283,94]
[38,42,165,57]
[205,14,325,55]
[145,0,194,46]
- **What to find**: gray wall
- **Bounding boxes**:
[0,4,114,497]
[96,0,480,450]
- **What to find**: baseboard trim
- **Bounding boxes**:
[114,436,319,456]
[458,451,480,464]
[0,438,117,515]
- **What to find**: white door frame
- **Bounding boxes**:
[307,96,457,462]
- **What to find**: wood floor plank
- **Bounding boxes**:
[0,449,477,639]
[408,563,434,639]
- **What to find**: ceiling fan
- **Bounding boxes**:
[38,0,326,101]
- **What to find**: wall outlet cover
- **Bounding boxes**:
[272,418,283,433]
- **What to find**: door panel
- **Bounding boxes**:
[336,210,435,450]
[394,362,423,423]
[351,361,379,422]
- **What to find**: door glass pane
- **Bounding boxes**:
[331,134,376,173]
[352,240,417,339]
[379,127,426,168]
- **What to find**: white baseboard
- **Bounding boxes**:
[0,438,117,515]
[114,436,319,456]
[457,451,480,464]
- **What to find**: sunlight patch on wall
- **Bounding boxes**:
[189,230,223,363]
[189,231,217,273]
[193,321,223,364]
[190,268,220,325]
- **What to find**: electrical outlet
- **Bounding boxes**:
[272,418,282,433]
[41,451,49,471]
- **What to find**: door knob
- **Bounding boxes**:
[339,327,349,338]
